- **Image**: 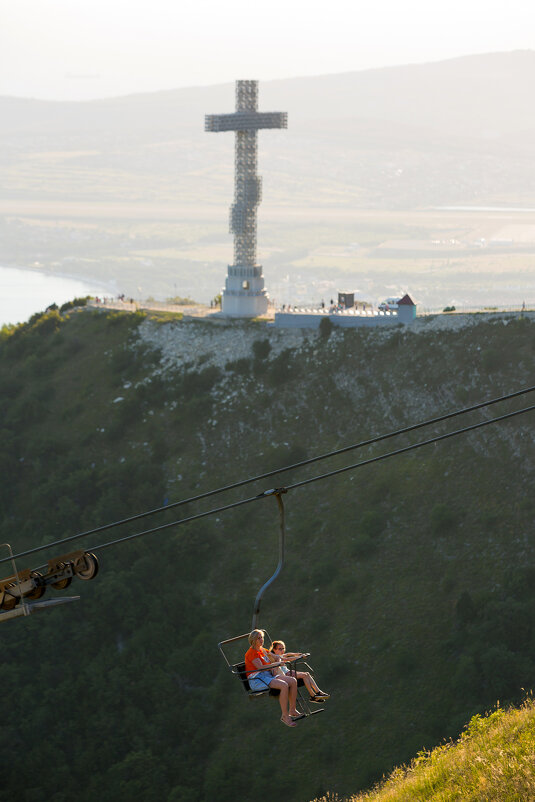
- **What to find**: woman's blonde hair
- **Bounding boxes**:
[248,629,264,647]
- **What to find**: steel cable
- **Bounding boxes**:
[1,384,533,566]
[83,402,534,556]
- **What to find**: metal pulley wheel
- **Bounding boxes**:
[52,576,73,590]
[26,571,46,600]
[73,552,99,581]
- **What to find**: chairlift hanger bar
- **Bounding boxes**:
[1,385,533,568]
[252,489,286,630]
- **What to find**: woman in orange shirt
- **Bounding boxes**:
[244,629,302,727]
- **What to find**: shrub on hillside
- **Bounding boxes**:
[360,510,384,539]
[267,348,295,386]
[110,345,135,375]
[225,357,251,374]
[351,533,377,559]
[319,316,333,339]
[385,329,403,349]
[183,365,222,395]
[393,646,418,675]
[479,644,530,696]
[455,385,469,404]
[252,338,271,361]
[481,348,502,371]
[430,503,457,535]
[450,653,480,698]
[455,590,477,626]
[60,296,90,313]
[0,323,15,343]
[31,309,63,336]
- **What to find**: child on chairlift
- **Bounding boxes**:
[268,639,330,703]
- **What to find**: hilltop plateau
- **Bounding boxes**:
[0,307,534,800]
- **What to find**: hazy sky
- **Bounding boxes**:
[2,0,534,100]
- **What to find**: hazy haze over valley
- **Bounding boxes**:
[2,51,535,310]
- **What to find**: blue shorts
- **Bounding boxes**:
[248,670,274,692]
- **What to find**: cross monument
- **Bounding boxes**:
[205,80,287,317]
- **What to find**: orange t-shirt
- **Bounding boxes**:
[245,646,271,676]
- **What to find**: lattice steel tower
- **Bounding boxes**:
[205,80,287,316]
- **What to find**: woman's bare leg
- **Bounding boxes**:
[288,676,299,715]
[270,678,293,723]
[278,675,299,716]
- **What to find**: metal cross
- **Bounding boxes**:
[205,80,287,273]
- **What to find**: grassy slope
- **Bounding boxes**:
[0,309,534,801]
[313,700,535,802]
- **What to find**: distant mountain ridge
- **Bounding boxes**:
[2,48,535,302]
[1,50,535,143]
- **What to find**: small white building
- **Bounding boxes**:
[274,294,416,329]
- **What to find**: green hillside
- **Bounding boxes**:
[314,700,535,801]
[0,308,534,801]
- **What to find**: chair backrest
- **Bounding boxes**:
[233,661,252,693]
[219,630,276,697]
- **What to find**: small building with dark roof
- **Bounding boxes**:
[396,294,416,323]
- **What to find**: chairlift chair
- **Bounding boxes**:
[218,630,324,718]
[218,489,325,719]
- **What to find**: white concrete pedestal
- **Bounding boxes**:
[221,263,269,317]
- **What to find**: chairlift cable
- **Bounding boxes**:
[79,402,535,557]
[90,491,265,553]
[1,385,533,567]
[283,403,535,493]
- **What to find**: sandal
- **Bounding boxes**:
[281,716,297,727]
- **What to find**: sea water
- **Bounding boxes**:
[0,265,111,327]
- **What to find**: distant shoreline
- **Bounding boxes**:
[0,263,119,327]
[435,205,535,213]
[1,261,117,296]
